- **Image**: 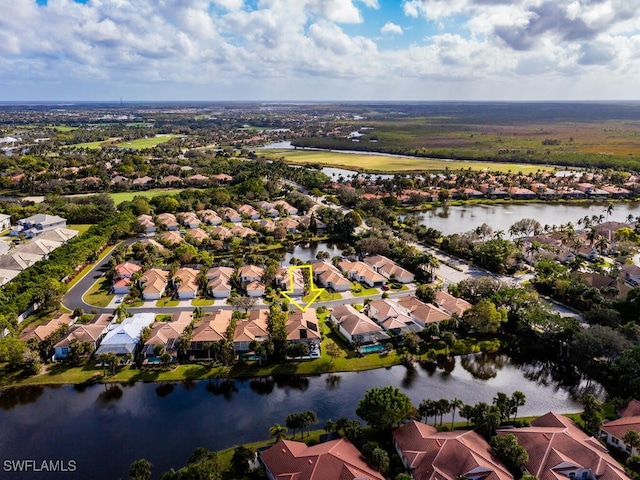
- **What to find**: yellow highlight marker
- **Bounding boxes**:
[281,264,324,312]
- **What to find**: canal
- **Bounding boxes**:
[0,353,599,479]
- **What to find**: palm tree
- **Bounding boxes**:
[587,228,599,246]
[595,236,609,255]
[419,399,436,426]
[627,214,635,224]
[604,203,614,222]
[269,423,288,442]
[623,430,640,454]
[510,391,526,422]
[450,398,464,430]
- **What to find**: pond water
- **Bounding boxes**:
[280,240,347,264]
[410,201,640,235]
[0,353,599,480]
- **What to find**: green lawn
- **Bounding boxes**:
[108,188,185,205]
[68,140,107,149]
[303,290,342,303]
[259,149,552,174]
[192,298,216,306]
[83,277,113,308]
[115,135,179,149]
[156,298,180,307]
[67,224,92,235]
[350,282,380,297]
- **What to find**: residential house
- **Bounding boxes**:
[210,225,233,239]
[95,313,155,356]
[278,218,299,233]
[198,209,222,226]
[574,272,632,300]
[246,280,266,297]
[11,214,67,238]
[206,266,234,298]
[20,313,75,343]
[600,400,640,457]
[274,200,298,216]
[366,299,421,335]
[140,268,169,300]
[0,250,43,284]
[0,213,11,230]
[497,412,630,480]
[363,255,415,284]
[311,261,351,292]
[190,310,233,357]
[260,438,385,480]
[276,267,305,296]
[112,261,142,294]
[180,212,201,229]
[156,213,179,231]
[508,186,536,200]
[187,174,209,185]
[286,309,321,345]
[393,420,513,480]
[231,225,257,238]
[212,173,233,183]
[36,227,78,244]
[132,176,152,187]
[233,309,269,353]
[238,204,260,220]
[223,208,242,223]
[601,185,631,198]
[397,295,451,328]
[330,304,389,345]
[338,260,386,288]
[239,265,264,283]
[174,267,199,300]
[621,264,640,287]
[142,311,192,361]
[185,228,209,244]
[161,175,182,186]
[434,291,472,316]
[257,201,279,218]
[54,314,112,360]
[137,214,156,234]
[298,215,327,233]
[160,230,183,245]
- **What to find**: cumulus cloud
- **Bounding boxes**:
[381,22,403,35]
[0,0,639,100]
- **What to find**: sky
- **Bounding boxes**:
[1,0,640,101]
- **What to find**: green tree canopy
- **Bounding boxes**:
[355,386,415,431]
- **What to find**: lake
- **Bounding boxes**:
[0,353,598,480]
[409,201,640,235]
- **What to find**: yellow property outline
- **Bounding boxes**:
[280,264,325,312]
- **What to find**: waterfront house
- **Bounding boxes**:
[286,309,321,346]
[190,309,232,357]
[338,260,386,288]
[434,290,472,316]
[393,420,512,480]
[396,295,451,327]
[260,438,385,480]
[20,313,75,343]
[366,299,421,335]
[600,400,640,457]
[497,413,629,480]
[233,309,269,353]
[95,313,155,356]
[54,314,112,360]
[330,304,389,345]
[142,311,192,361]
[363,255,415,283]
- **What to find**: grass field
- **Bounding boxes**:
[108,188,185,205]
[67,224,92,235]
[70,140,106,149]
[258,149,554,174]
[115,134,180,149]
[83,277,113,308]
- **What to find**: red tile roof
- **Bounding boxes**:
[261,438,385,480]
[498,413,629,480]
[393,421,512,480]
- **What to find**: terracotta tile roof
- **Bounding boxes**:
[393,421,512,480]
[600,416,640,440]
[397,295,451,325]
[20,313,75,342]
[261,438,385,480]
[435,291,472,316]
[141,268,169,295]
[497,413,629,480]
[331,305,386,337]
[161,230,183,244]
[233,309,269,343]
[115,261,142,277]
[54,324,108,349]
[286,309,321,341]
[191,310,232,343]
[620,400,640,418]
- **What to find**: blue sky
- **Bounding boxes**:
[2,0,640,101]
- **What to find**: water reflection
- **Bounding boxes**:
[250,378,275,395]
[325,374,341,389]
[0,386,44,410]
[273,375,310,391]
[460,352,508,380]
[205,379,238,400]
[401,365,417,388]
[156,383,175,398]
[97,385,123,404]
[437,356,456,375]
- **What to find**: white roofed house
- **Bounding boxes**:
[95,313,155,356]
[330,304,389,345]
[10,214,67,238]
